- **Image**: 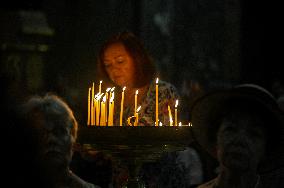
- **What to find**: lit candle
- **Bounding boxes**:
[156,78,159,126]
[108,94,114,126]
[94,93,98,125]
[100,95,106,126]
[120,86,126,126]
[87,87,91,125]
[99,80,102,94]
[175,100,178,126]
[110,87,115,125]
[134,106,141,126]
[105,88,111,125]
[95,93,103,125]
[91,83,95,125]
[109,87,115,99]
[178,122,182,126]
[110,87,115,101]
[168,105,173,126]
[134,89,138,116]
[94,93,97,125]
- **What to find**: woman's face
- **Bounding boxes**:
[103,43,136,88]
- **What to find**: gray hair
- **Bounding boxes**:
[21,93,78,140]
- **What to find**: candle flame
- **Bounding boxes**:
[123,86,126,91]
[100,80,102,84]
[136,106,141,112]
[103,95,106,102]
[106,88,111,92]
[136,90,139,95]
[175,100,179,108]
[96,92,104,100]
[178,122,182,126]
[159,122,163,126]
[156,78,159,84]
[110,95,114,102]
[111,87,115,92]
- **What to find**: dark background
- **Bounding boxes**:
[1,0,282,125]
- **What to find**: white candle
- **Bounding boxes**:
[175,100,178,126]
[156,78,159,126]
[120,86,126,126]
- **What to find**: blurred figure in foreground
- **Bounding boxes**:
[20,94,101,188]
[190,84,284,188]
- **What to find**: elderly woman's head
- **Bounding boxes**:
[22,94,78,171]
[216,100,269,172]
[97,31,156,88]
[191,84,284,174]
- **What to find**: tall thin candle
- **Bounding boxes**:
[105,88,111,125]
[175,100,178,126]
[100,95,106,126]
[134,90,138,116]
[88,87,91,125]
[168,105,173,126]
[110,87,115,125]
[99,80,102,94]
[95,93,104,125]
[120,86,126,126]
[134,106,141,126]
[155,78,159,126]
[108,94,114,126]
[91,83,95,125]
[94,93,99,125]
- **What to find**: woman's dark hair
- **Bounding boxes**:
[97,31,156,88]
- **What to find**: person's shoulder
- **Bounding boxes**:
[197,178,217,188]
[158,80,175,87]
[160,80,180,97]
[69,170,102,188]
[177,147,201,162]
[147,79,180,99]
[83,182,102,188]
[87,184,102,188]
[158,80,178,91]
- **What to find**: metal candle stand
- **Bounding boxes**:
[77,126,193,188]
